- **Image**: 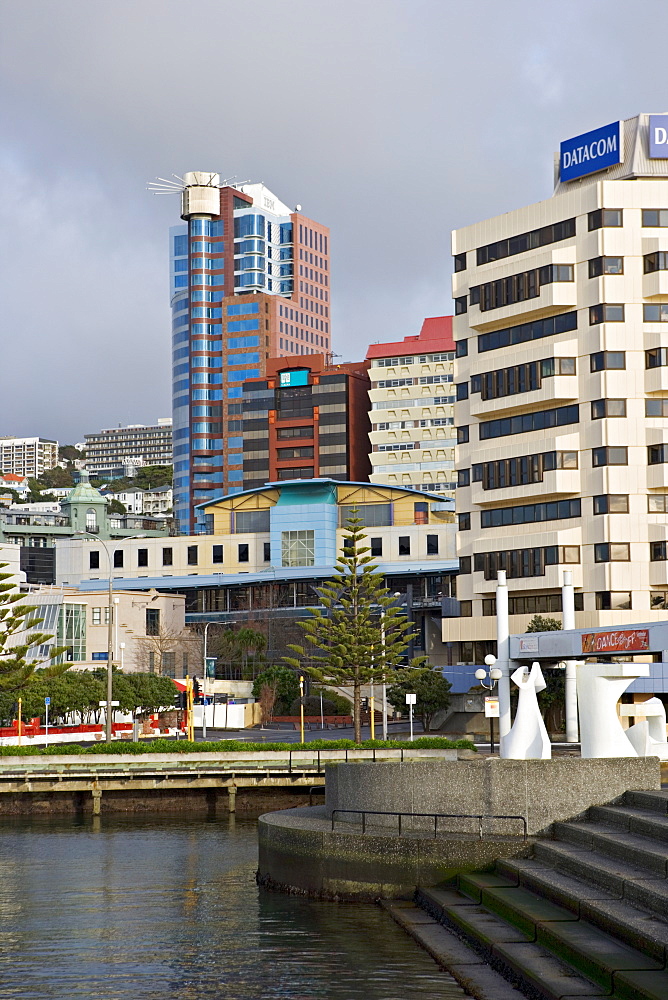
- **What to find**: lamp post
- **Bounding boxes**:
[78,531,144,742]
[475,654,503,754]
[380,592,402,742]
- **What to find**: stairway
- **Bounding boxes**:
[415,789,668,1000]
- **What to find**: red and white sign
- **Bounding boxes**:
[581,629,650,654]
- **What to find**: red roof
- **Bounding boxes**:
[1,474,27,483]
[365,315,454,359]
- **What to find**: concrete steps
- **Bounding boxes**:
[413,790,668,1000]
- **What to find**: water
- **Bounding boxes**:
[0,816,470,999]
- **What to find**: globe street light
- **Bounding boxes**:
[475,654,503,754]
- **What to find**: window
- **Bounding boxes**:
[281,530,315,567]
[594,543,630,562]
[89,551,100,570]
[479,404,579,441]
[646,348,668,369]
[276,426,312,439]
[651,590,668,609]
[642,209,668,227]
[592,447,628,467]
[459,601,473,617]
[457,469,470,487]
[92,652,108,661]
[459,556,471,574]
[137,548,148,568]
[398,536,411,556]
[591,398,626,418]
[427,535,439,555]
[471,263,573,313]
[234,510,270,533]
[474,357,576,401]
[263,542,271,562]
[146,608,160,636]
[649,495,668,512]
[370,538,382,557]
[473,545,580,580]
[593,494,629,514]
[651,541,668,561]
[590,351,625,371]
[480,499,580,528]
[474,450,577,491]
[476,218,575,265]
[187,545,198,566]
[589,256,624,277]
[590,304,624,324]
[454,252,467,272]
[113,550,124,568]
[478,311,577,354]
[596,592,632,610]
[643,304,668,322]
[588,209,623,230]
[455,340,468,358]
[454,296,467,315]
[339,504,392,528]
[238,543,249,563]
[212,544,223,564]
[276,466,313,480]
[458,513,471,531]
[162,652,176,678]
[277,446,314,460]
[644,251,668,273]
[457,426,469,444]
[648,444,668,465]
[162,547,173,566]
[92,607,101,625]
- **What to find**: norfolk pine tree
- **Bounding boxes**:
[284,512,425,743]
[0,562,70,695]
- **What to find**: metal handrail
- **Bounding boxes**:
[330,809,528,840]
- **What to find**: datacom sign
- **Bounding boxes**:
[279,369,309,387]
[560,120,622,182]
[649,115,668,157]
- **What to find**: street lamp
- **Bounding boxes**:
[78,531,144,742]
[475,654,503,754]
[379,592,403,742]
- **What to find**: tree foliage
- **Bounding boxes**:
[284,513,425,742]
[387,669,452,732]
[0,563,71,697]
[251,665,300,714]
[524,616,564,731]
[525,615,562,633]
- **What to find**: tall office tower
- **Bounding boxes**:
[366,317,456,495]
[169,172,331,532]
[240,355,371,492]
[446,113,668,665]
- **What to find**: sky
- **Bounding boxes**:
[0,0,665,444]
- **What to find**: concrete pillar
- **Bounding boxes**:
[562,570,579,743]
[91,781,102,816]
[496,570,511,743]
[228,785,237,813]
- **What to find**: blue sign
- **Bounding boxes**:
[560,121,621,182]
[279,369,309,387]
[649,115,668,158]
[44,697,50,706]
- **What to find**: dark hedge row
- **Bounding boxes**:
[0,736,475,757]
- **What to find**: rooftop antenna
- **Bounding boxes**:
[147,175,185,195]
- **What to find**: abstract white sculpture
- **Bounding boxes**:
[576,662,650,758]
[502,662,551,760]
[622,698,668,760]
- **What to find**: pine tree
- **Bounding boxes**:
[0,562,71,695]
[284,512,425,743]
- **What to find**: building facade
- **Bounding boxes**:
[447,113,668,663]
[0,437,58,478]
[240,355,371,493]
[84,419,173,478]
[170,173,332,531]
[56,480,457,670]
[367,316,456,495]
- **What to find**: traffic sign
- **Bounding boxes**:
[405,693,417,705]
[44,697,51,706]
[99,701,120,707]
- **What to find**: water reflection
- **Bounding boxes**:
[0,816,469,999]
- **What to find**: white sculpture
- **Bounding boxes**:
[576,662,650,758]
[622,698,668,761]
[502,662,551,760]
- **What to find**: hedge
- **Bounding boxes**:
[0,736,475,757]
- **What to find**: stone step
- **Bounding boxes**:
[624,790,668,815]
[416,887,613,1000]
[532,840,668,917]
[552,821,668,877]
[381,899,526,1000]
[589,805,668,844]
[497,856,668,966]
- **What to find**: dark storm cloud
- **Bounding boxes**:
[0,0,664,441]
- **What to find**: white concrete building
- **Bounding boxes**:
[84,419,172,477]
[447,113,668,664]
[0,437,58,478]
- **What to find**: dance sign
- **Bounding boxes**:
[581,629,650,655]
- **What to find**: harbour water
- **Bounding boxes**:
[0,815,470,999]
